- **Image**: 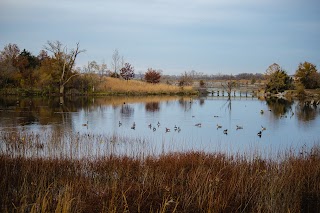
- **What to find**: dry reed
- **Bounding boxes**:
[96,77,196,95]
[1,133,320,212]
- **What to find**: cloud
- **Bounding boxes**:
[1,0,319,74]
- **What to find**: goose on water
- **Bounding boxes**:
[257,131,262,137]
[236,125,243,130]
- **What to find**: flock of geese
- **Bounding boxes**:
[114,113,269,138]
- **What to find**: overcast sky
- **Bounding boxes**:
[1,0,319,75]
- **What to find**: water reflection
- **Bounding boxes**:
[0,96,319,159]
[145,102,160,112]
[266,98,294,118]
[120,104,134,117]
[178,97,193,111]
[296,101,319,122]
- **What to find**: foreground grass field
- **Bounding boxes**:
[96,77,197,95]
[1,147,320,212]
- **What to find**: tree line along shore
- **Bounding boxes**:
[1,42,320,98]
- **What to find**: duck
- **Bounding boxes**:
[261,125,266,131]
[165,128,170,132]
[236,125,243,130]
[119,121,122,126]
[195,123,202,127]
[223,129,228,134]
[174,125,178,131]
[216,124,222,129]
[153,127,156,132]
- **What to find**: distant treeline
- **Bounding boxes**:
[161,72,265,81]
[1,42,319,96]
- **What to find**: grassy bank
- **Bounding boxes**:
[0,77,198,96]
[1,148,320,212]
[95,77,197,96]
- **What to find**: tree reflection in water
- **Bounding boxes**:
[145,102,160,112]
[120,104,134,117]
[296,101,319,122]
[265,97,319,122]
[178,97,193,111]
[266,98,294,118]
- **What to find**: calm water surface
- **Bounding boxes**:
[0,96,319,159]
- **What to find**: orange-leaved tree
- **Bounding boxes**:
[144,68,161,84]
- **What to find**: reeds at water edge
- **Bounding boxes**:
[1,131,320,212]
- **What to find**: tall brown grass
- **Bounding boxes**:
[1,140,320,212]
[96,77,196,95]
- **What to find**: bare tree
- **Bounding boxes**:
[265,63,281,79]
[111,49,120,75]
[178,71,193,86]
[100,61,107,77]
[44,41,85,96]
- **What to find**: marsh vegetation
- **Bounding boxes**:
[1,136,320,212]
[1,95,320,212]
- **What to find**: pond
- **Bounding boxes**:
[0,95,319,159]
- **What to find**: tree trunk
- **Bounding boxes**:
[60,84,64,96]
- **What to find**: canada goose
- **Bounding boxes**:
[236,125,243,130]
[148,123,152,128]
[131,122,136,130]
[257,131,262,137]
[119,121,122,126]
[217,124,222,129]
[261,125,266,131]
[174,125,178,131]
[153,127,156,131]
[223,129,228,134]
[157,121,160,127]
[260,110,264,114]
[165,128,170,132]
[195,123,202,127]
